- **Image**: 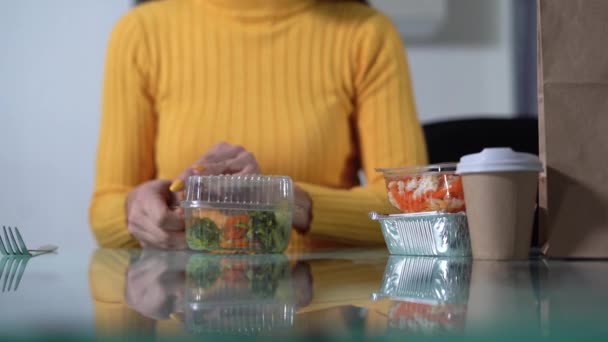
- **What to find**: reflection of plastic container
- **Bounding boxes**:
[181,175,294,253]
[376,164,466,214]
[185,254,295,335]
[372,256,472,335]
[371,256,472,304]
[369,212,471,257]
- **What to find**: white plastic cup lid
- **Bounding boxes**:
[456,148,543,174]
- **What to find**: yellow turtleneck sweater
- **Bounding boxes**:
[90,0,427,248]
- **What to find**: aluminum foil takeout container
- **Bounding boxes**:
[369,211,471,257]
[372,256,472,335]
[371,255,472,305]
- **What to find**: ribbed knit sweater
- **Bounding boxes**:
[90,0,428,248]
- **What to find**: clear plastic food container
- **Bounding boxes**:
[181,175,294,253]
[184,254,296,334]
[376,164,466,214]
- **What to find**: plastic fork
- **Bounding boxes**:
[0,226,58,257]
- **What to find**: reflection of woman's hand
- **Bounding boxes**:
[292,261,314,308]
[125,250,189,320]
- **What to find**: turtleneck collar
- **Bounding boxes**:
[197,0,317,20]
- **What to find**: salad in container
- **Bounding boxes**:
[181,175,293,254]
[376,164,466,214]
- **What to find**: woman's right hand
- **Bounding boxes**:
[126,179,186,249]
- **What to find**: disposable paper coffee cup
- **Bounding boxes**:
[457,148,543,260]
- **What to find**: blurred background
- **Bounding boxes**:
[0,0,537,251]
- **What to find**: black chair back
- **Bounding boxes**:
[423,117,538,164]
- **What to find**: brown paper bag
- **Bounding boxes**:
[538,0,608,257]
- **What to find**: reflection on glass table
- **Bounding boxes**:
[100,250,313,337]
[183,254,307,334]
[0,256,30,293]
[86,249,608,341]
[371,256,471,335]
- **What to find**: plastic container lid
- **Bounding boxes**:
[181,175,294,210]
[376,163,457,177]
[456,148,543,174]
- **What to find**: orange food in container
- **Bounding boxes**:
[376,164,466,214]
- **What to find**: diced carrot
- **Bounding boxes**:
[224,228,247,239]
[431,188,448,199]
[222,269,246,282]
[225,215,249,229]
[450,178,464,197]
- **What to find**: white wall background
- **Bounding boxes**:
[401,0,517,122]
[0,0,516,252]
[0,0,132,252]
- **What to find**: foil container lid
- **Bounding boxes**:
[371,256,472,305]
[370,212,471,257]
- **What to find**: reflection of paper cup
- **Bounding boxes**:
[457,148,543,260]
[465,261,539,334]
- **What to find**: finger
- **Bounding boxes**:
[236,164,260,175]
[142,193,184,232]
[138,213,186,249]
[166,190,182,209]
[191,164,206,175]
[169,169,194,193]
[203,143,245,164]
[131,219,186,249]
[170,163,207,193]
[129,221,165,249]
[224,151,260,174]
[169,179,185,192]
[203,160,231,175]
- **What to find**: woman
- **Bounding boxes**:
[90,0,427,249]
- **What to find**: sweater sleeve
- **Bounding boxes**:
[298,13,428,245]
[89,12,156,248]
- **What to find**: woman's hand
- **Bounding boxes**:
[126,180,186,249]
[294,186,312,234]
[169,142,261,192]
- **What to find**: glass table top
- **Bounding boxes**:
[1,248,607,341]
